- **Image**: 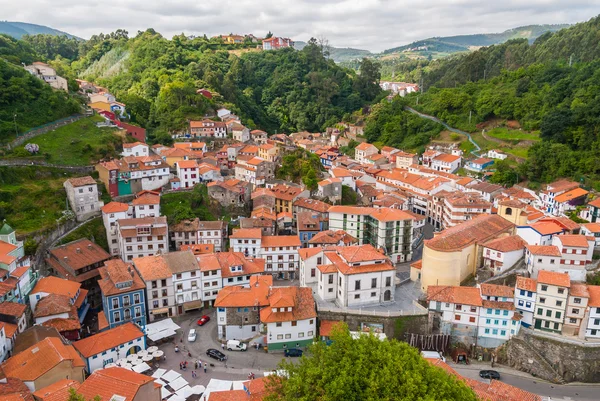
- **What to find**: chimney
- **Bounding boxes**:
[87,244,92,250]
[76,248,81,254]
[63,256,68,261]
[130,270,135,277]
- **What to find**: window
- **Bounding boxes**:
[486,308,492,314]
[555,311,561,319]
[537,308,543,315]
[484,328,490,334]
[492,329,498,335]
[539,297,546,304]
[285,334,291,339]
[574,297,582,304]
[371,278,377,288]
[176,274,182,279]
[455,315,460,321]
[385,277,391,286]
[112,299,119,309]
[518,300,524,306]
[541,285,548,291]
[291,321,297,327]
[152,290,158,299]
[354,281,361,290]
[546,310,552,317]
[501,330,506,336]
[276,322,282,327]
[134,294,140,304]
[569,318,577,324]
[556,300,563,307]
[558,288,565,294]
[503,310,508,316]
[554,322,560,330]
[486,319,491,324]
[311,269,316,277]
[519,289,525,296]
[469,317,475,323]
[277,334,283,340]
[354,294,360,299]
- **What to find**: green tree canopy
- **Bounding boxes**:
[265,324,477,401]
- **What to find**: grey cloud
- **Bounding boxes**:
[6,0,600,51]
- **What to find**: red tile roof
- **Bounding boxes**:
[66,176,96,187]
[554,187,588,203]
[31,276,81,298]
[76,367,156,401]
[480,284,514,299]
[587,285,600,307]
[483,236,525,253]
[515,276,537,292]
[0,378,34,401]
[537,270,570,288]
[48,239,110,271]
[260,287,316,323]
[529,221,565,235]
[98,259,146,296]
[214,276,272,308]
[555,234,589,248]
[525,244,561,257]
[101,202,129,214]
[570,283,590,298]
[426,286,483,306]
[319,320,344,337]
[230,228,262,239]
[0,302,27,317]
[132,254,172,281]
[261,235,301,248]
[33,294,72,318]
[73,322,144,357]
[33,379,79,401]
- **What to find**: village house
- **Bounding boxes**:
[163,251,203,314]
[517,220,566,246]
[231,123,251,142]
[251,129,268,144]
[214,275,272,341]
[160,147,197,167]
[481,235,526,275]
[75,367,160,401]
[533,270,570,333]
[208,179,252,207]
[297,212,325,248]
[0,223,37,304]
[24,62,68,91]
[293,198,330,221]
[98,259,147,330]
[170,219,227,251]
[45,239,111,309]
[258,143,280,163]
[308,230,358,248]
[63,176,104,222]
[241,215,276,236]
[0,337,85,392]
[525,235,593,281]
[551,187,589,216]
[101,202,133,256]
[477,298,521,348]
[121,142,149,158]
[581,222,600,247]
[354,142,378,164]
[230,228,263,258]
[465,157,494,173]
[417,214,515,291]
[174,141,207,153]
[132,255,175,321]
[96,156,170,197]
[235,156,275,188]
[395,151,419,169]
[131,190,161,218]
[328,206,421,263]
[261,235,302,280]
[539,179,580,216]
[270,183,310,213]
[117,216,168,261]
[260,286,316,352]
[262,37,293,50]
[427,286,482,340]
[0,302,27,337]
[514,276,537,328]
[29,276,90,325]
[585,285,600,339]
[189,119,227,138]
[431,153,462,173]
[33,294,81,341]
[316,178,342,202]
[315,245,396,307]
[441,191,492,228]
[487,149,508,160]
[563,283,589,336]
[176,160,200,189]
[73,322,145,373]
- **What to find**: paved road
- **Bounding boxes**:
[405,106,481,156]
[454,364,600,401]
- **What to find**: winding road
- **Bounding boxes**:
[404,106,481,156]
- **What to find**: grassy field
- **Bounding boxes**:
[22,115,123,166]
[0,167,77,235]
[486,127,540,142]
[58,217,108,251]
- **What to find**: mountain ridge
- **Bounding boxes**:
[0,21,80,39]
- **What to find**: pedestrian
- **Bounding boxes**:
[179,362,182,370]
[194,361,198,369]
[203,362,207,373]
[192,370,196,378]
[221,343,225,351]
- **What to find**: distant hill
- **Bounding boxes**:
[294,41,372,63]
[0,21,80,39]
[383,24,571,55]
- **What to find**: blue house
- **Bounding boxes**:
[466,157,494,173]
[98,259,147,330]
[297,212,325,248]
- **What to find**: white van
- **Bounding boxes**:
[227,340,247,351]
[420,350,446,362]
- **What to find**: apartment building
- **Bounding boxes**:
[131,190,161,218]
[514,276,537,328]
[563,283,589,336]
[261,236,301,280]
[167,251,203,314]
[534,271,570,333]
[132,255,175,321]
[427,286,482,338]
[441,192,492,229]
[116,217,169,261]
[328,206,419,263]
[230,228,262,257]
[189,119,227,138]
[477,300,521,347]
[101,202,132,255]
[170,219,227,251]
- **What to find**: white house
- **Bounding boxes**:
[581,223,600,247]
[230,228,262,258]
[534,271,570,334]
[101,202,133,256]
[551,235,594,282]
[298,247,324,287]
[315,245,395,308]
[217,108,231,120]
[514,276,537,328]
[133,255,176,321]
[260,286,317,352]
[117,217,169,261]
[329,168,357,191]
[477,300,521,347]
[481,235,525,274]
[24,62,68,91]
[516,221,565,245]
[260,236,301,280]
[72,322,145,373]
[166,251,203,315]
[427,286,482,337]
[525,244,562,279]
[354,143,378,164]
[214,275,272,340]
[585,285,600,339]
[131,190,161,219]
[64,176,104,222]
[487,150,508,160]
[430,153,461,173]
[232,123,251,143]
[176,160,200,189]
[564,283,589,337]
[121,142,149,158]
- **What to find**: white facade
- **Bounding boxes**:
[200,268,222,304]
[261,238,301,279]
[173,270,202,307]
[102,204,132,256]
[431,155,461,173]
[233,126,250,143]
[265,317,316,349]
[428,300,480,329]
[85,336,145,373]
[355,145,378,164]
[122,143,149,157]
[299,250,324,287]
[487,150,508,160]
[516,226,557,245]
[482,247,524,274]
[0,326,7,363]
[216,307,261,340]
[514,280,537,328]
[145,277,175,321]
[324,269,395,308]
[64,177,104,222]
[585,305,600,339]
[477,304,521,345]
[117,217,169,262]
[230,232,262,258]
[176,163,200,189]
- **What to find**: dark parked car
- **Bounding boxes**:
[197,315,210,326]
[206,348,227,361]
[284,348,303,357]
[479,370,500,380]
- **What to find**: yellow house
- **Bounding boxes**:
[161,148,197,167]
[223,35,244,44]
[417,214,514,291]
[497,199,528,225]
[258,143,279,162]
[89,100,111,112]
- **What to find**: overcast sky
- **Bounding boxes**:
[7,0,600,52]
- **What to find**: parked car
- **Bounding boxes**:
[420,350,446,363]
[227,340,247,351]
[284,348,303,357]
[479,370,500,380]
[197,315,210,326]
[187,329,197,342]
[206,348,227,361]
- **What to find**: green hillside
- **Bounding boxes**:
[0,21,79,39]
[294,41,372,62]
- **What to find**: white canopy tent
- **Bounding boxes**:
[146,318,181,342]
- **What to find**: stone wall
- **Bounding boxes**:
[501,329,600,383]
[317,310,428,340]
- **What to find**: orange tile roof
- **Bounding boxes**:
[33,379,79,401]
[589,198,600,208]
[555,234,589,248]
[480,284,514,299]
[260,287,316,323]
[77,367,156,401]
[587,285,600,307]
[177,160,199,169]
[180,243,215,254]
[537,270,570,288]
[66,176,96,187]
[122,142,146,149]
[546,179,579,194]
[261,235,301,248]
[131,191,160,205]
[483,236,525,253]
[31,276,81,298]
[133,254,172,281]
[3,323,18,338]
[214,276,272,308]
[98,259,146,296]
[433,153,461,163]
[230,228,263,239]
[209,377,267,401]
[319,320,344,337]
[528,221,565,236]
[426,286,483,306]
[570,283,590,298]
[1,337,84,381]
[101,202,129,214]
[355,142,377,151]
[324,248,394,275]
[41,316,81,333]
[410,260,422,270]
[73,322,144,357]
[298,247,323,260]
[525,244,561,257]
[34,294,72,318]
[515,276,537,292]
[583,222,600,233]
[554,187,588,203]
[196,252,265,276]
[308,230,357,245]
[336,244,387,263]
[482,300,515,310]
[0,378,34,401]
[48,239,110,271]
[426,214,514,252]
[0,301,27,317]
